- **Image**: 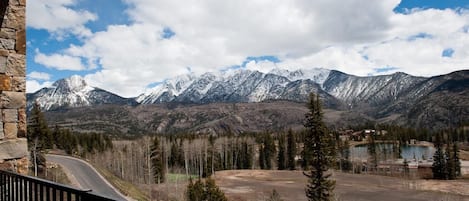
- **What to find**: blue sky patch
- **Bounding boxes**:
[74,0,132,31]
[146,81,164,88]
[407,33,433,41]
[162,28,176,39]
[442,48,455,57]
[374,66,399,73]
[394,0,469,13]
[242,55,280,67]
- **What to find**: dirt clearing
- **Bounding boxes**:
[215,170,469,201]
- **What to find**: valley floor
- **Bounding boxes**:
[215,170,469,201]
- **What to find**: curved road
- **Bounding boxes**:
[46,154,128,201]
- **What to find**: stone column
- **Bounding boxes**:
[0,0,28,174]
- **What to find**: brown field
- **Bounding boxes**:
[214,170,469,201]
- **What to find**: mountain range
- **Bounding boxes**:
[27,68,469,134]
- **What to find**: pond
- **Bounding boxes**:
[350,143,435,161]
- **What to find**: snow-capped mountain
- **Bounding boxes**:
[27,68,469,117]
[136,68,339,105]
[27,69,468,132]
[322,71,426,107]
[27,75,137,110]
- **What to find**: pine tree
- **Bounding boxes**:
[258,133,276,170]
[186,177,228,201]
[287,129,297,170]
[150,136,165,183]
[27,102,50,176]
[187,178,205,201]
[204,177,228,201]
[453,143,461,177]
[241,142,253,169]
[303,93,335,201]
[432,133,447,179]
[264,133,276,170]
[277,133,287,170]
[446,143,456,180]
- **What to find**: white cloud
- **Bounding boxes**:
[35,0,469,96]
[67,23,243,97]
[27,0,97,38]
[27,71,51,81]
[26,80,53,93]
[34,49,87,71]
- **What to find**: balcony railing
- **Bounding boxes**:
[0,170,116,201]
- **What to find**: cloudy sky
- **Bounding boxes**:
[27,0,469,97]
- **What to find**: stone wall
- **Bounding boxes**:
[0,0,27,174]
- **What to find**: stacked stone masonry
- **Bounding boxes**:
[0,0,28,174]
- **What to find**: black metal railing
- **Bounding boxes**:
[0,170,116,201]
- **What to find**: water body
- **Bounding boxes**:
[350,143,435,161]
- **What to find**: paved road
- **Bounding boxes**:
[46,154,128,201]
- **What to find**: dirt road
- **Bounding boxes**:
[215,170,469,201]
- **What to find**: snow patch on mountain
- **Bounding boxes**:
[28,75,135,110]
[137,68,332,104]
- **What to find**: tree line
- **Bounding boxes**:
[27,102,113,176]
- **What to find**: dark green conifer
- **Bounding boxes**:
[277,133,287,170]
[186,177,227,201]
[27,102,50,176]
[432,133,447,179]
[453,143,461,177]
[287,129,297,170]
[303,93,335,201]
[150,136,165,183]
[204,177,228,201]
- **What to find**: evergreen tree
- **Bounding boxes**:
[204,177,228,201]
[187,178,205,201]
[258,133,276,170]
[303,93,335,201]
[186,177,228,201]
[150,136,165,183]
[432,133,447,179]
[241,142,253,169]
[301,130,312,170]
[27,102,50,176]
[453,143,461,177]
[264,133,276,170]
[170,140,184,168]
[287,129,297,170]
[446,143,456,179]
[277,133,287,170]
